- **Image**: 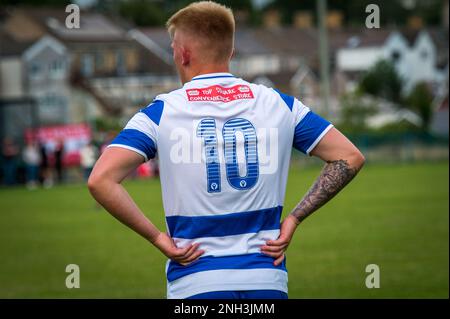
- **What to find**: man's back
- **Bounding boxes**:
[109,73,332,298]
[89,1,364,300]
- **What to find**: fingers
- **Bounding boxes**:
[266,237,288,246]
[262,233,290,264]
[260,244,288,253]
[180,243,199,258]
[175,242,196,256]
[172,243,205,265]
[273,253,285,266]
[178,249,205,266]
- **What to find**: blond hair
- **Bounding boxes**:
[166,1,235,63]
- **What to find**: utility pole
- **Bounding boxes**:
[317,0,331,118]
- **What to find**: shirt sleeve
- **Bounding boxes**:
[292,98,333,155]
[107,99,164,161]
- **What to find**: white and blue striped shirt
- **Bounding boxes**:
[109,73,333,298]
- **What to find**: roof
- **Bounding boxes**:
[328,28,392,50]
[46,13,128,42]
[0,29,33,57]
[251,27,318,58]
[234,28,272,55]
[138,27,172,54]
[5,7,130,43]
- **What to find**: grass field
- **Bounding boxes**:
[0,161,448,298]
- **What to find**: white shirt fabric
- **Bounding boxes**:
[80,145,97,168]
[23,145,41,166]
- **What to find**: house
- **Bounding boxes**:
[336,28,448,93]
[1,7,179,124]
[135,26,306,80]
[22,36,72,125]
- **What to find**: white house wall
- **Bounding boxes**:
[337,47,384,72]
[0,57,24,98]
[23,36,72,124]
[337,31,440,93]
[231,55,280,77]
[409,32,437,85]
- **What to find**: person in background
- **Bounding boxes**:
[80,141,98,181]
[39,141,53,188]
[100,131,117,154]
[54,139,65,184]
[1,137,19,186]
[22,140,41,189]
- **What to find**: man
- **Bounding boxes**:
[80,141,98,181]
[88,1,365,299]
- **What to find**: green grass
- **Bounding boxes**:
[0,162,448,298]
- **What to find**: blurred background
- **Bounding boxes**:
[0,0,448,298]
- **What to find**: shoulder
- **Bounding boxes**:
[246,80,300,113]
[154,87,187,105]
[138,87,186,126]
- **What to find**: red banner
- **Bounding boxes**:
[25,123,92,166]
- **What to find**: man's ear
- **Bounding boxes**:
[181,47,191,66]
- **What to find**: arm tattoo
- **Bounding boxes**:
[290,159,360,224]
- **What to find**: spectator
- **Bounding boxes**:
[22,140,41,189]
[1,137,19,186]
[39,142,53,188]
[80,141,98,181]
[54,139,65,184]
[100,131,116,154]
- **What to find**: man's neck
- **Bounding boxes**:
[184,65,231,83]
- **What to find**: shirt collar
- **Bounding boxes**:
[191,72,235,81]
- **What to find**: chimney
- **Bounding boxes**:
[263,9,281,29]
[326,10,343,29]
[293,11,313,29]
[408,15,424,29]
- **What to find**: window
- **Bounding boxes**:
[30,62,42,78]
[391,50,401,63]
[81,54,94,77]
[420,50,428,60]
[116,50,125,76]
[49,59,65,77]
[38,94,68,124]
[95,52,104,70]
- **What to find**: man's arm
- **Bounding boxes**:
[88,147,204,265]
[261,128,365,265]
[290,128,364,224]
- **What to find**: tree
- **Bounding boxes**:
[406,82,434,131]
[118,0,166,27]
[358,59,404,105]
[338,92,377,134]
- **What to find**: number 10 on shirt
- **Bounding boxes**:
[197,118,259,193]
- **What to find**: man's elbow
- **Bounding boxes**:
[87,171,104,196]
[349,149,365,171]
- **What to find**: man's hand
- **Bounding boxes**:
[260,128,364,267]
[88,147,205,266]
[153,232,205,266]
[261,214,299,266]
